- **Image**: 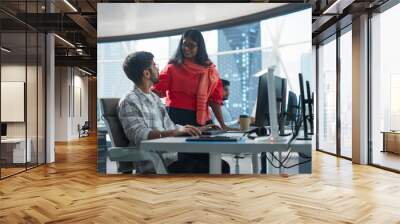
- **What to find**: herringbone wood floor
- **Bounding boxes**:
[1,135,400,224]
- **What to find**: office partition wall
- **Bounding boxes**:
[0,1,47,179]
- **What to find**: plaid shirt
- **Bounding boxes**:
[118,86,179,146]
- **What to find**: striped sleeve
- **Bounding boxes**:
[118,99,152,145]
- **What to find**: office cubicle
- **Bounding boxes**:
[0,1,46,179]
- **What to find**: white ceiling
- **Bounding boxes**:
[98,3,286,39]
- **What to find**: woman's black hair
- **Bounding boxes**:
[169,29,211,67]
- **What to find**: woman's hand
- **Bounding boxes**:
[220,124,240,131]
[175,125,201,136]
[199,124,221,132]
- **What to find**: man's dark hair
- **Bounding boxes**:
[123,51,154,85]
[221,79,230,87]
[169,29,211,67]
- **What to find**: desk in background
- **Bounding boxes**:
[140,134,312,174]
[1,138,32,164]
[382,131,400,154]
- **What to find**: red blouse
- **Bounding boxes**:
[152,63,223,112]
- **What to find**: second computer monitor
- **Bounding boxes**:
[286,91,298,125]
[254,73,287,132]
[255,73,269,128]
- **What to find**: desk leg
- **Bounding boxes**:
[252,153,259,174]
[279,152,282,174]
[299,145,312,174]
[210,152,222,174]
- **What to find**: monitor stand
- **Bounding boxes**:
[297,132,312,140]
[265,72,288,143]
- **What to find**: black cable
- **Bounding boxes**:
[281,159,312,169]
[264,116,305,169]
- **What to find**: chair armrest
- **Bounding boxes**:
[108,146,148,162]
[108,146,168,174]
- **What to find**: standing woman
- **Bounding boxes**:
[152,29,230,173]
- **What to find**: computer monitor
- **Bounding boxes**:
[276,77,287,136]
[286,91,298,126]
[306,81,314,135]
[1,123,7,137]
[255,72,269,128]
[298,73,314,140]
[255,72,287,135]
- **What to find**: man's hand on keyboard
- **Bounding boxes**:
[175,125,201,137]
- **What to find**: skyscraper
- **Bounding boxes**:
[218,22,261,119]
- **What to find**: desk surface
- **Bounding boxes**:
[140,134,311,154]
[1,138,27,143]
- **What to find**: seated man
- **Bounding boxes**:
[211,79,237,126]
[118,51,230,174]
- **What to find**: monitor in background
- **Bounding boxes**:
[275,77,288,136]
[1,123,7,138]
[286,91,298,126]
[255,72,269,129]
[306,80,314,135]
[298,73,314,140]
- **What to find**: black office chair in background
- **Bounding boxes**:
[78,121,90,138]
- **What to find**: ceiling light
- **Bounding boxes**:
[322,0,354,15]
[63,0,78,12]
[1,47,11,53]
[78,67,92,76]
[54,34,75,48]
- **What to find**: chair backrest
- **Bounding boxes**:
[99,98,130,147]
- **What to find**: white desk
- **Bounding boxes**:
[1,138,31,163]
[140,134,312,174]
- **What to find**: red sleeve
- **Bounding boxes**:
[152,64,171,97]
[210,78,223,105]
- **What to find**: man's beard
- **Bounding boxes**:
[150,71,159,84]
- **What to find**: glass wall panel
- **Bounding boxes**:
[317,37,337,154]
[0,1,46,178]
[371,3,400,171]
[339,29,352,158]
[1,30,27,177]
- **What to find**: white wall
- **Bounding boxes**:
[55,67,89,141]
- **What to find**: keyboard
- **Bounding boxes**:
[186,136,242,142]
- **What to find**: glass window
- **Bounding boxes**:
[97,8,312,121]
[340,29,352,158]
[1,31,28,178]
[318,37,337,154]
[371,3,400,171]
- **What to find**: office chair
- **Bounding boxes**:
[99,98,167,174]
[78,121,90,138]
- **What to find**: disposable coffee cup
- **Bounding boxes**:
[239,115,250,131]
